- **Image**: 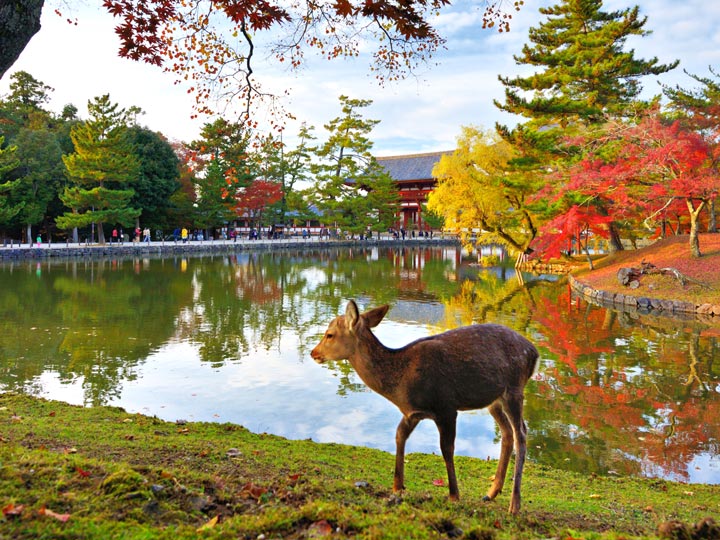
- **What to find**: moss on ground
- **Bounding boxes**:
[1,393,718,539]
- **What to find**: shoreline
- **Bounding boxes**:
[569,274,720,322]
[0,235,460,261]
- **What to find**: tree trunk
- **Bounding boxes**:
[607,222,624,252]
[0,1,44,80]
[97,222,106,244]
[25,223,32,245]
[687,199,705,258]
[708,198,717,233]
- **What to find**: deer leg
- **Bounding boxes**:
[394,415,419,493]
[436,412,459,500]
[484,400,514,502]
[505,392,527,514]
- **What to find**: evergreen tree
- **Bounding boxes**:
[57,95,141,244]
[5,71,53,115]
[193,156,236,235]
[127,126,181,231]
[0,71,54,141]
[11,128,64,243]
[311,95,398,234]
[274,123,315,226]
[497,0,678,141]
[0,137,22,228]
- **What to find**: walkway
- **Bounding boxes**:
[0,234,457,260]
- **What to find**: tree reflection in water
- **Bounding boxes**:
[0,246,717,484]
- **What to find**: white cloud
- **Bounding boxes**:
[1,1,719,154]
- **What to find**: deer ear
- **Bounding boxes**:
[345,300,360,332]
[363,305,389,328]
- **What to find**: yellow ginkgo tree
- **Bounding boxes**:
[427,126,540,265]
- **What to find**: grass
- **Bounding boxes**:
[572,233,720,306]
[1,392,719,539]
[3,234,720,539]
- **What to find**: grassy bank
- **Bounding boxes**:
[1,393,718,539]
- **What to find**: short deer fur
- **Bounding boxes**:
[311,300,539,514]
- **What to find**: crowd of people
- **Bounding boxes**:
[104,225,437,244]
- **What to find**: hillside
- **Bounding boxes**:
[573,234,720,307]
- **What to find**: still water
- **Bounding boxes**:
[1,245,719,484]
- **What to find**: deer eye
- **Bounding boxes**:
[326,333,333,340]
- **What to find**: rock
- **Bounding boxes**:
[617,267,637,286]
[623,295,637,306]
[674,301,696,313]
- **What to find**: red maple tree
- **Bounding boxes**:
[234,179,283,229]
[534,112,720,259]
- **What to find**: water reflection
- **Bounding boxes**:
[1,246,718,484]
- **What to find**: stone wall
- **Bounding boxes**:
[568,275,720,320]
[0,237,459,261]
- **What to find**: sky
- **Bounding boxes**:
[2,0,720,156]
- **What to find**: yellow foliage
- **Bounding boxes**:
[428,126,536,254]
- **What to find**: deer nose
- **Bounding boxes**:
[311,347,324,363]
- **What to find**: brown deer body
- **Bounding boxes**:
[311,300,539,514]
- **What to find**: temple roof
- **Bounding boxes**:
[376,151,451,182]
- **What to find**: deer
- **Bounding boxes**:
[311,300,539,514]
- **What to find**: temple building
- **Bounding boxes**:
[376,151,450,231]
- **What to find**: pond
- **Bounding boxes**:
[1,245,718,484]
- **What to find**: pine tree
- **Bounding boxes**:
[496,0,678,154]
[57,95,140,244]
[311,95,398,234]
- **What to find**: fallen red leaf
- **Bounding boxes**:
[2,503,24,518]
[432,479,445,486]
[288,473,302,484]
[75,467,90,478]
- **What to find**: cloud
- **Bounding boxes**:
[1,1,719,155]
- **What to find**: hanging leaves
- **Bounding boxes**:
[100,1,517,120]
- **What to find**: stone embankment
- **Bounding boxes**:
[569,275,720,320]
[0,236,459,261]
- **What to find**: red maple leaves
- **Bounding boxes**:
[533,111,720,259]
